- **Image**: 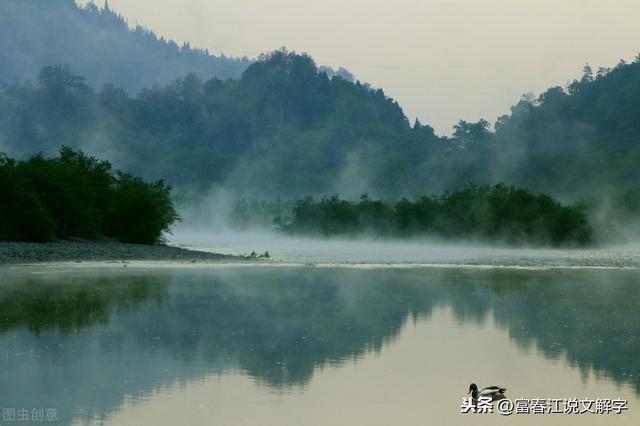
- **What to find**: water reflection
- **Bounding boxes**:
[0,273,168,334]
[0,267,638,425]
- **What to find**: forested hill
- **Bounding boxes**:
[0,49,431,196]
[489,59,640,197]
[0,0,251,92]
[2,40,640,207]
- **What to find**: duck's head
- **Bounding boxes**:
[468,383,478,394]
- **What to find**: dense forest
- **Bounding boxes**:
[1,1,640,242]
[3,46,640,205]
[490,60,640,195]
[276,186,592,247]
[0,0,252,92]
[0,50,414,196]
[0,148,179,244]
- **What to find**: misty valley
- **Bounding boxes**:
[1,1,640,426]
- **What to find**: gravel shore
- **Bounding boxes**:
[0,241,244,265]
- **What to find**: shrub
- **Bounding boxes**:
[278,185,593,247]
[0,148,179,244]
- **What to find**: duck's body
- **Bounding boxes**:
[468,383,507,401]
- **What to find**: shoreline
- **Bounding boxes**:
[3,241,640,271]
[0,241,248,265]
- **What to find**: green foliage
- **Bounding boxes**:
[0,49,417,197]
[278,185,593,247]
[1,48,640,237]
[0,154,56,242]
[490,59,640,196]
[106,173,179,244]
[0,148,179,244]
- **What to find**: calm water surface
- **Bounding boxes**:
[1,262,639,425]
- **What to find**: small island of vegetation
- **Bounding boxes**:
[0,147,179,244]
[276,186,593,247]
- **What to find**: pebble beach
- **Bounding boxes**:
[0,241,242,265]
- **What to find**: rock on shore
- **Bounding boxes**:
[0,241,242,264]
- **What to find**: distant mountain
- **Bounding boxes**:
[0,0,252,92]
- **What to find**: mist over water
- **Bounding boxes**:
[171,226,640,268]
[0,3,638,426]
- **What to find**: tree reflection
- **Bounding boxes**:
[0,267,638,425]
[0,272,169,333]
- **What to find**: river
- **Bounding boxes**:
[1,236,639,425]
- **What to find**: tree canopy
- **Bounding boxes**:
[2,45,640,240]
[0,148,179,244]
[276,186,593,247]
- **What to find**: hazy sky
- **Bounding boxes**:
[81,0,640,134]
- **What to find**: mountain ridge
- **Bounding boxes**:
[0,0,252,92]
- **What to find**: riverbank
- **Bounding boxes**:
[0,241,245,265]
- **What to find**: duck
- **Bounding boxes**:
[468,383,507,401]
